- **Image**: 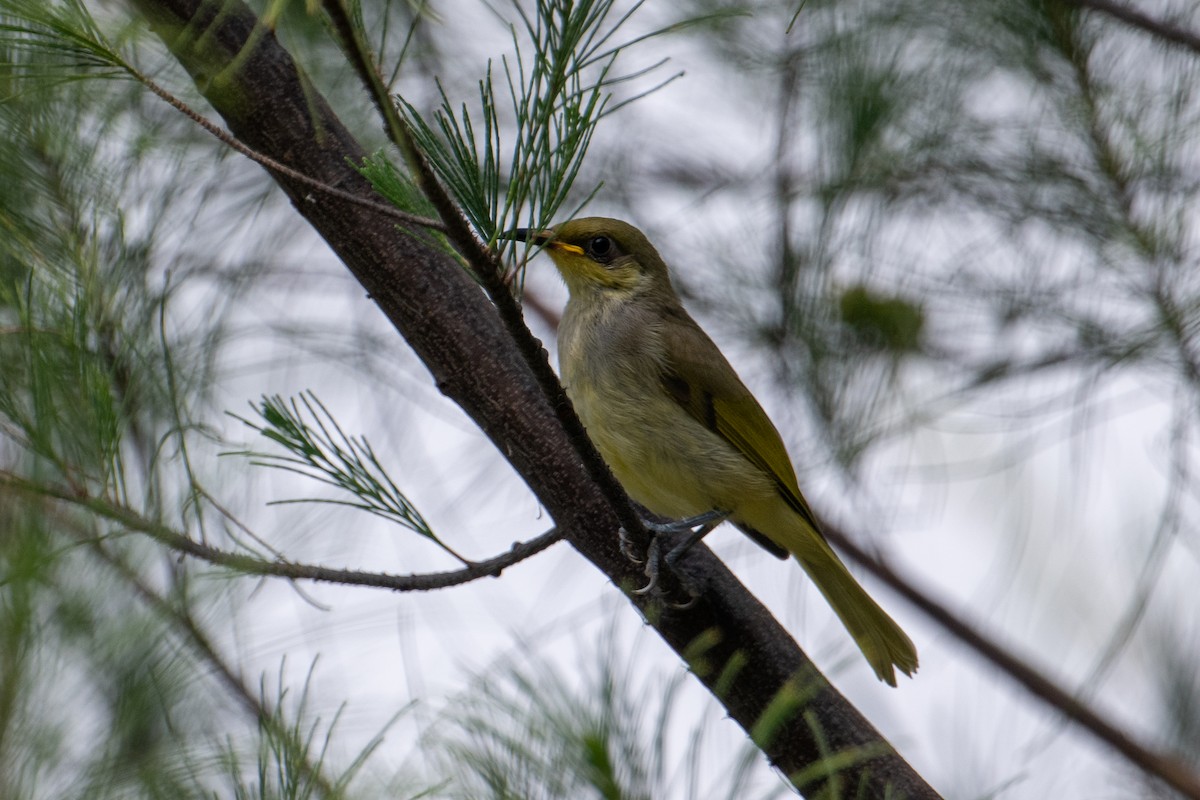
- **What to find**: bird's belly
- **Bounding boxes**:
[570,378,775,521]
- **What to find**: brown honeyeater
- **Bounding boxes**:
[511,217,918,686]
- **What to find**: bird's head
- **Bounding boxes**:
[506,217,672,298]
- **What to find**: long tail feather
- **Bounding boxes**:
[796,542,918,686]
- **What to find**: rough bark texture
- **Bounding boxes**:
[133,1,941,796]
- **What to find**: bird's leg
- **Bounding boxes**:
[643,508,729,537]
[631,509,730,599]
[659,510,729,565]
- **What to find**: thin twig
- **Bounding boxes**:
[820,521,1200,800]
[0,472,565,591]
[129,65,447,232]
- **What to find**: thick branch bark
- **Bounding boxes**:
[131,1,939,796]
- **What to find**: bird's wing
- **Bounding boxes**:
[658,308,822,534]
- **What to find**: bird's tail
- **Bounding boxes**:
[796,542,918,686]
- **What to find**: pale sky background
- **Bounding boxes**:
[147,1,1200,797]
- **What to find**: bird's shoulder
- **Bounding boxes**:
[656,303,755,405]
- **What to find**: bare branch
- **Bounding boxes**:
[0,471,564,591]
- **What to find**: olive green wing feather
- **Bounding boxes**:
[657,308,821,534]
[658,309,919,684]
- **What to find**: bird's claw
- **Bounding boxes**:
[630,535,701,606]
[631,534,663,595]
[631,573,658,596]
[618,526,646,565]
[666,592,699,611]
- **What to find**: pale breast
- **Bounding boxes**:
[558,296,775,519]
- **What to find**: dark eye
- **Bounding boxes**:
[588,236,613,260]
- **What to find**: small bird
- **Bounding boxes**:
[510,217,917,686]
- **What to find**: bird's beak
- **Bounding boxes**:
[503,227,550,244]
[502,228,585,256]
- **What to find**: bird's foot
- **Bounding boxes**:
[629,510,730,606]
[630,536,701,609]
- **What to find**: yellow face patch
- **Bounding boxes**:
[544,245,636,292]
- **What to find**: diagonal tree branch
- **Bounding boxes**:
[128,0,939,796]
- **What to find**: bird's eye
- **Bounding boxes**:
[588,236,613,260]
